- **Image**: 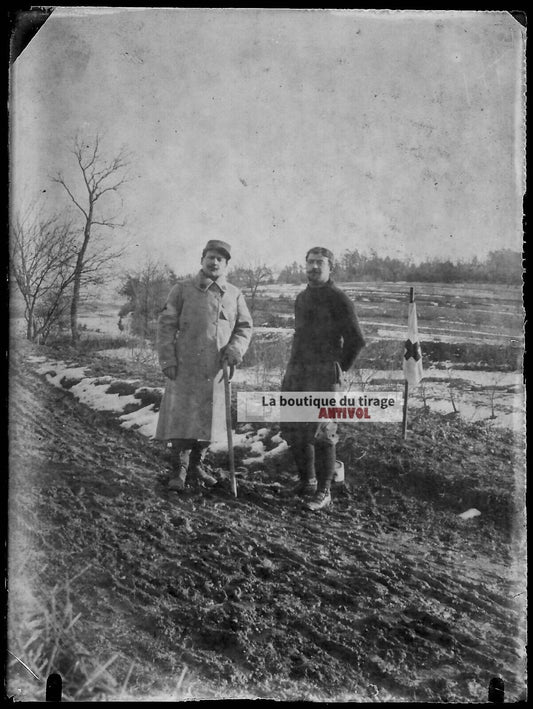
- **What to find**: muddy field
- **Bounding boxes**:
[250,281,523,345]
[7,337,527,702]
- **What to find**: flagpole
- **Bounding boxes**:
[402,287,415,439]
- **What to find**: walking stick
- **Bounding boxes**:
[222,361,237,497]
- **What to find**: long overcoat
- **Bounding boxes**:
[155,271,253,441]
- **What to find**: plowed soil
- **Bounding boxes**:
[7,343,527,702]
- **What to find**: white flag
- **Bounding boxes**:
[403,301,423,388]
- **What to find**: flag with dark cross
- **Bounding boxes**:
[403,301,423,387]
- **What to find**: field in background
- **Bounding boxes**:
[69,280,525,430]
[73,280,523,357]
[250,280,523,344]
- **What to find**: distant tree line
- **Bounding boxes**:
[117,247,522,342]
[277,248,522,285]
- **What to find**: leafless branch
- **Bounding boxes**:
[51,134,132,343]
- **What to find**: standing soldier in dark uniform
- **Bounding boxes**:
[281,247,366,510]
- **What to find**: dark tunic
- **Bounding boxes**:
[282,279,366,392]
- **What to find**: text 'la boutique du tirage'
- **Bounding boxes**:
[236,392,403,423]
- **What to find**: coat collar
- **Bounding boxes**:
[194,270,228,293]
[307,278,334,290]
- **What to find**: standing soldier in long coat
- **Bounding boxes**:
[156,240,253,491]
[281,247,366,510]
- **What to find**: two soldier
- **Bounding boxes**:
[155,241,365,507]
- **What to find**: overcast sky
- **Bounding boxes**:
[10,7,526,276]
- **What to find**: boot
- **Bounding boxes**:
[169,447,190,492]
[189,443,217,487]
[306,489,332,511]
[307,444,336,511]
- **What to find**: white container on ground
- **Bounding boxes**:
[334,460,345,482]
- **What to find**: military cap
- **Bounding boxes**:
[202,239,232,260]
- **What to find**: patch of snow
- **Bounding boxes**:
[458,508,481,520]
[209,431,251,453]
[242,457,259,466]
[120,404,158,438]
[371,324,520,345]
[264,440,289,458]
[248,440,266,456]
[70,379,139,413]
[29,355,525,477]
[40,363,88,382]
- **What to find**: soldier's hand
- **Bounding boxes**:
[222,361,235,382]
[221,348,242,367]
[163,366,177,380]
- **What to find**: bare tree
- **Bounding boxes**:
[10,203,78,342]
[230,262,274,314]
[52,135,130,344]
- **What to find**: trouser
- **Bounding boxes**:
[281,360,343,493]
[283,422,338,493]
[170,438,210,470]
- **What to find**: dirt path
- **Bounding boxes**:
[7,349,527,702]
